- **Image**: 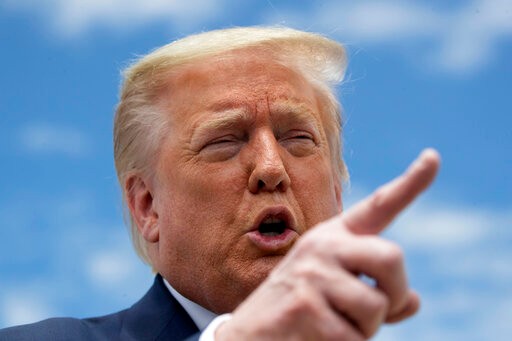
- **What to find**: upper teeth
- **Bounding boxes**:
[263,217,281,224]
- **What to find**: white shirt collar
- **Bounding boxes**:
[162,277,218,330]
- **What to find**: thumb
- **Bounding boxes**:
[342,148,440,235]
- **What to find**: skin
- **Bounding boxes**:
[219,149,439,340]
[126,48,440,339]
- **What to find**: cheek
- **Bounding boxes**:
[158,160,247,238]
[156,168,242,270]
[183,162,247,211]
[290,159,339,226]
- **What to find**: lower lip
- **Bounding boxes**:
[246,228,298,252]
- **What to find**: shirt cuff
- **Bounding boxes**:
[199,313,233,341]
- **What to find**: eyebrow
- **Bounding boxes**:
[190,99,322,144]
[190,106,251,143]
[270,100,322,134]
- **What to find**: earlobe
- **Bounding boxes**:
[125,175,160,243]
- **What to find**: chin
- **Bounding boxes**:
[241,255,284,290]
[208,255,285,313]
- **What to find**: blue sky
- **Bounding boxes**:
[0,0,511,339]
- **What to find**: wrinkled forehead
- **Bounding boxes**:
[178,49,315,98]
[159,48,332,129]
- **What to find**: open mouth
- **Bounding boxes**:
[252,207,295,237]
[248,207,298,251]
[258,216,288,236]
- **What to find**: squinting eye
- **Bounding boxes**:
[203,134,240,147]
[292,134,313,140]
[280,130,317,157]
[200,135,242,161]
[282,131,315,142]
[209,137,236,145]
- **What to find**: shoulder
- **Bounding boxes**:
[0,275,200,340]
[0,310,129,341]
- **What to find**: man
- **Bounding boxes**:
[0,26,439,340]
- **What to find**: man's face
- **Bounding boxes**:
[150,49,342,313]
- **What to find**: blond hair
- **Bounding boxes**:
[114,26,348,265]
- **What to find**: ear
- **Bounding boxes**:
[125,175,159,243]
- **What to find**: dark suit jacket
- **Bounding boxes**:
[0,275,201,340]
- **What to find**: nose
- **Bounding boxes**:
[247,132,291,193]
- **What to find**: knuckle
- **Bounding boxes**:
[292,259,334,287]
[328,323,363,341]
[363,292,388,338]
[288,284,318,315]
[294,231,332,257]
[294,262,321,281]
[369,186,388,211]
[368,291,389,316]
[380,241,404,271]
[295,234,317,253]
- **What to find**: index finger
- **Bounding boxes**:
[343,148,440,235]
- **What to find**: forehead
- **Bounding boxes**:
[156,48,338,138]
[160,48,326,130]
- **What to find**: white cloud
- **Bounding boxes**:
[3,0,511,73]
[358,187,512,282]
[18,123,91,157]
[265,0,512,74]
[390,203,490,249]
[306,1,443,42]
[428,240,512,283]
[86,248,139,288]
[1,294,53,327]
[3,0,225,37]
[435,0,512,73]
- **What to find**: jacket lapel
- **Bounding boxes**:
[120,274,199,340]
